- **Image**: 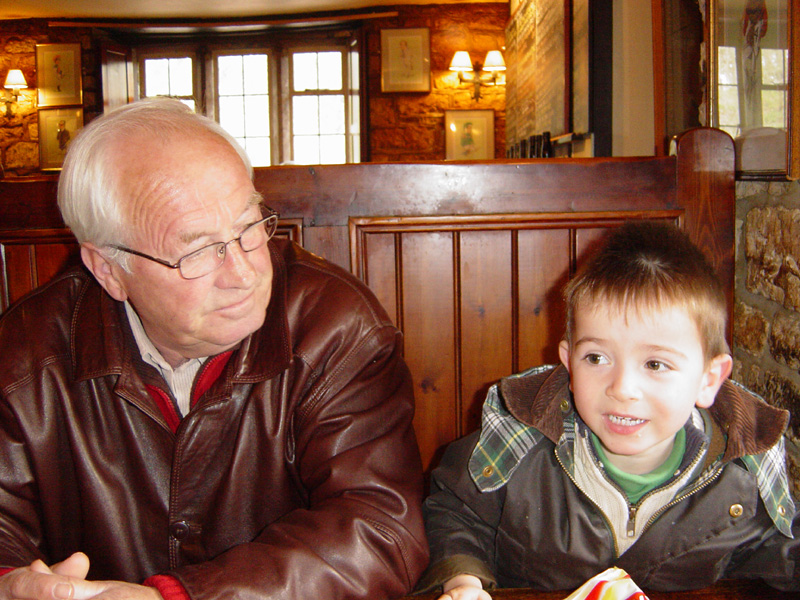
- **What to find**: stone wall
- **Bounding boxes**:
[733,179,800,495]
[0,20,99,177]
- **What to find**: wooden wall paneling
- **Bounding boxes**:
[459,229,514,433]
[0,229,80,311]
[361,232,399,328]
[516,228,571,370]
[400,231,458,475]
[302,225,350,271]
[275,218,303,245]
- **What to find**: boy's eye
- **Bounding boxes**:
[585,353,606,365]
[645,360,669,371]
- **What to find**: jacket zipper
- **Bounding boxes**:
[640,463,724,534]
[554,448,622,556]
[556,437,720,550]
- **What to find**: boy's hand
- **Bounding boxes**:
[439,574,492,600]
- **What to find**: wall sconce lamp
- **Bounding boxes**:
[449,50,506,100]
[2,69,28,116]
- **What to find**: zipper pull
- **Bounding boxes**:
[627,506,637,537]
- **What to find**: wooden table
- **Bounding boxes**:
[404,579,799,599]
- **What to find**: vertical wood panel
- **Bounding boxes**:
[363,232,399,327]
[574,226,612,268]
[400,231,457,475]
[1,245,34,311]
[517,228,570,370]
[459,230,513,434]
[34,244,75,289]
[302,225,350,272]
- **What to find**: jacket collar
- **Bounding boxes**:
[476,364,794,537]
[500,364,790,461]
[71,241,293,386]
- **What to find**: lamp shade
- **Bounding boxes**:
[482,51,506,71]
[449,51,474,72]
[4,69,27,89]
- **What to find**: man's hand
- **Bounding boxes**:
[0,553,160,600]
[439,574,492,600]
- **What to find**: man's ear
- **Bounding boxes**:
[80,243,129,302]
[696,353,733,409]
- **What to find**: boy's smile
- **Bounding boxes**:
[559,300,732,475]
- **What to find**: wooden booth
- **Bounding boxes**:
[0,127,735,477]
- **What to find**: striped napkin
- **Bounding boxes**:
[562,567,649,600]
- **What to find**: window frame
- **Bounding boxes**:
[136,45,204,112]
[131,26,364,166]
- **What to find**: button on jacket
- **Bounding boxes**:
[0,239,429,600]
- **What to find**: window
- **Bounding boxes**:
[216,53,271,167]
[290,51,346,165]
[715,45,788,139]
[717,46,740,138]
[759,48,788,129]
[136,30,362,166]
[139,51,198,110]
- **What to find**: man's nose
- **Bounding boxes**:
[218,239,258,286]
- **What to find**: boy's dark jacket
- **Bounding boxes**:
[420,365,799,593]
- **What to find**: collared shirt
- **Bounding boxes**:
[124,301,205,417]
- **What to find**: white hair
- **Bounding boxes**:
[57,97,253,255]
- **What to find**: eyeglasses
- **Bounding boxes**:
[109,208,279,280]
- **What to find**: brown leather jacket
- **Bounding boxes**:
[0,240,429,600]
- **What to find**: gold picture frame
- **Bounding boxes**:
[36,43,83,107]
[445,110,495,160]
[380,28,431,93]
[38,107,83,171]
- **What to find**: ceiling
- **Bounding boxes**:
[1,0,495,21]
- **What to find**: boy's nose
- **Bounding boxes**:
[607,365,642,402]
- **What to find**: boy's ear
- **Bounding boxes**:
[558,340,571,372]
[80,243,129,302]
[696,353,733,409]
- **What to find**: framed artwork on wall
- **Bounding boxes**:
[38,107,83,170]
[445,110,495,160]
[380,28,431,92]
[36,43,83,107]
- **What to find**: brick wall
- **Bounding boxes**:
[733,179,800,494]
[364,4,508,161]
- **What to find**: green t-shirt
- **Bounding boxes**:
[591,428,686,505]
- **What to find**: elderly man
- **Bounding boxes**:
[0,98,428,600]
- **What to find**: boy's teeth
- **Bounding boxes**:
[608,415,646,426]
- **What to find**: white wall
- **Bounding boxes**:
[612,0,655,156]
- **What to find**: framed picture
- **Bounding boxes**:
[38,107,83,170]
[445,110,495,160]
[381,28,431,92]
[36,43,83,107]
[708,0,793,177]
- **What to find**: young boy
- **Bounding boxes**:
[418,221,798,599]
